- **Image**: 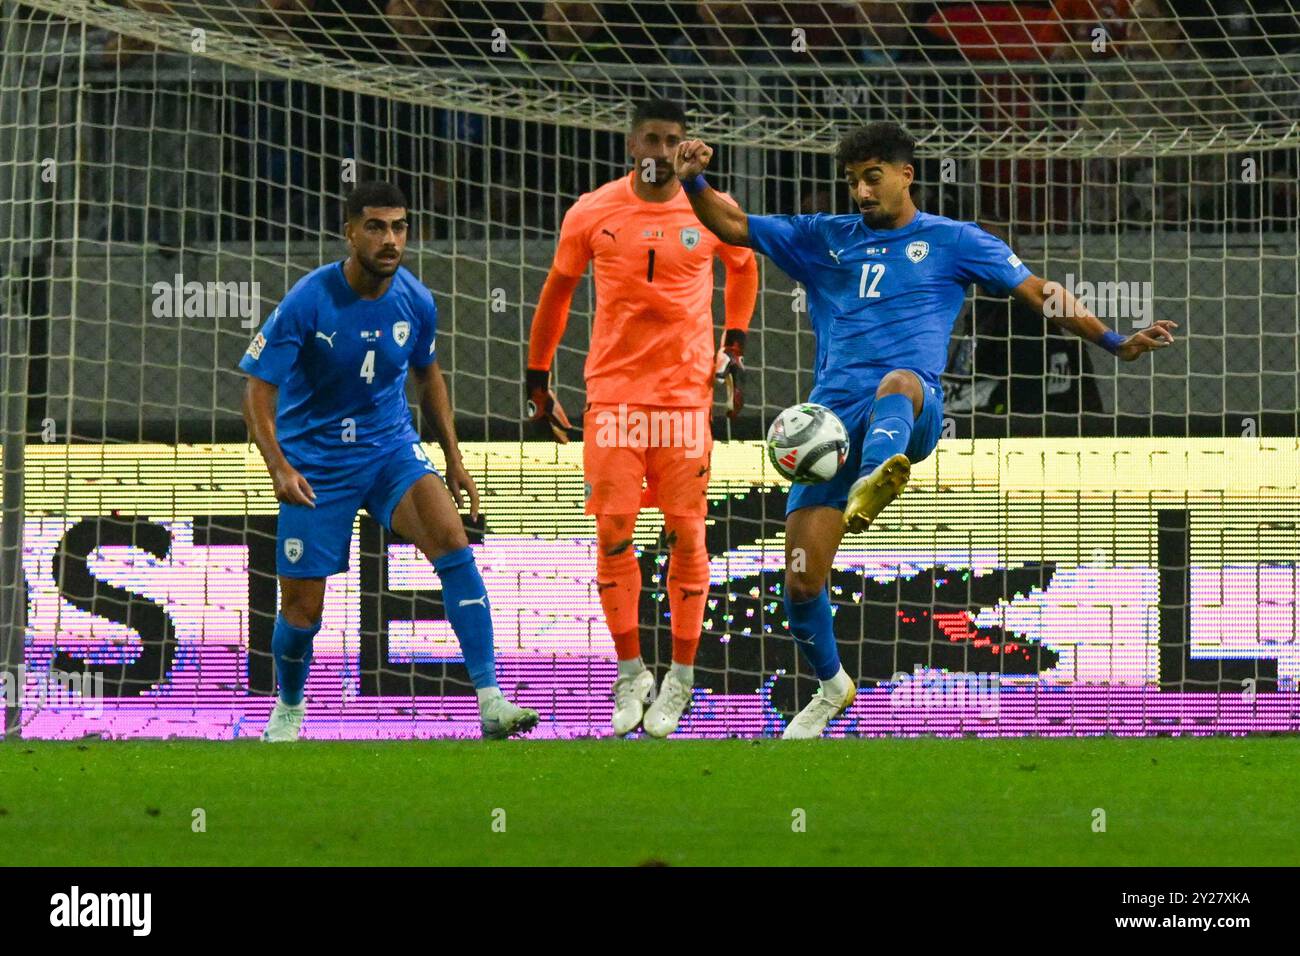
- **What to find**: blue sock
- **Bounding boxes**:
[860,391,915,478]
[272,613,321,706]
[784,588,841,680]
[435,546,498,690]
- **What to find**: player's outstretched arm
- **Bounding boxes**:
[242,375,316,507]
[412,360,480,520]
[1012,275,1177,361]
[673,139,750,247]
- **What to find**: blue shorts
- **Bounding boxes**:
[786,376,944,516]
[276,440,440,578]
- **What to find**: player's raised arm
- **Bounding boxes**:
[241,376,316,508]
[673,139,750,247]
[1011,274,1178,361]
[411,358,480,521]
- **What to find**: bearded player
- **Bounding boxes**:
[241,181,540,742]
[526,99,758,738]
[674,122,1177,738]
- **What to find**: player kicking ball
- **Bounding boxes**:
[674,122,1177,738]
[241,181,540,742]
[526,98,757,737]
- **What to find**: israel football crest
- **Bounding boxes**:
[906,241,930,263]
[393,320,410,347]
[284,538,303,564]
[680,227,700,250]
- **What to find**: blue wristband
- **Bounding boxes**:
[1099,330,1125,355]
[680,174,709,195]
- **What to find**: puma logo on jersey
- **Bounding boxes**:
[872,428,899,439]
[600,228,617,241]
[458,594,488,608]
[828,248,844,263]
[315,330,338,348]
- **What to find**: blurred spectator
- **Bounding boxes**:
[925,2,1065,62]
[1049,0,1132,62]
[41,0,171,71]
[1076,0,1233,225]
[540,2,606,57]
[539,2,688,64]
[259,0,320,46]
[669,2,766,66]
[1168,0,1300,59]
[258,0,453,61]
[854,1,912,64]
[925,3,1095,227]
[926,0,1134,63]
[760,2,867,64]
[384,0,476,63]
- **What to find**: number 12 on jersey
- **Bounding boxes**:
[859,263,884,298]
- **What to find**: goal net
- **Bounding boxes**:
[2,0,1298,738]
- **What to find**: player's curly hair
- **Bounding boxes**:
[835,122,916,170]
[344,181,408,220]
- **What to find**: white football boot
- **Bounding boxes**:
[611,668,656,736]
[480,694,540,739]
[781,683,857,740]
[643,669,694,739]
[261,699,306,742]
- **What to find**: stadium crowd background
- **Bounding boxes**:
[15,0,1300,444]
[38,0,1300,244]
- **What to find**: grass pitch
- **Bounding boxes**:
[2,737,1297,866]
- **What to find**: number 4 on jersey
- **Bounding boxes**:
[360,349,375,384]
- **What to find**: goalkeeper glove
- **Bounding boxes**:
[714,328,747,419]
[525,368,572,443]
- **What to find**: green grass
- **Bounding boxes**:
[1,737,1297,866]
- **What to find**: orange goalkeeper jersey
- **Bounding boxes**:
[544,172,757,407]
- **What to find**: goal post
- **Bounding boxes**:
[2,0,1298,738]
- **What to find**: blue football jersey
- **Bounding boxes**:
[238,260,438,469]
[747,210,1031,398]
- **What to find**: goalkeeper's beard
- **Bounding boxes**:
[643,162,674,187]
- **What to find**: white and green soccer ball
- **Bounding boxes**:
[766,403,849,484]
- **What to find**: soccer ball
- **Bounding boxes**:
[766,403,849,484]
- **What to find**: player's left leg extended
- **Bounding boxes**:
[844,369,934,534]
[378,457,539,739]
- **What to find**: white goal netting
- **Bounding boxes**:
[2,0,1298,738]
